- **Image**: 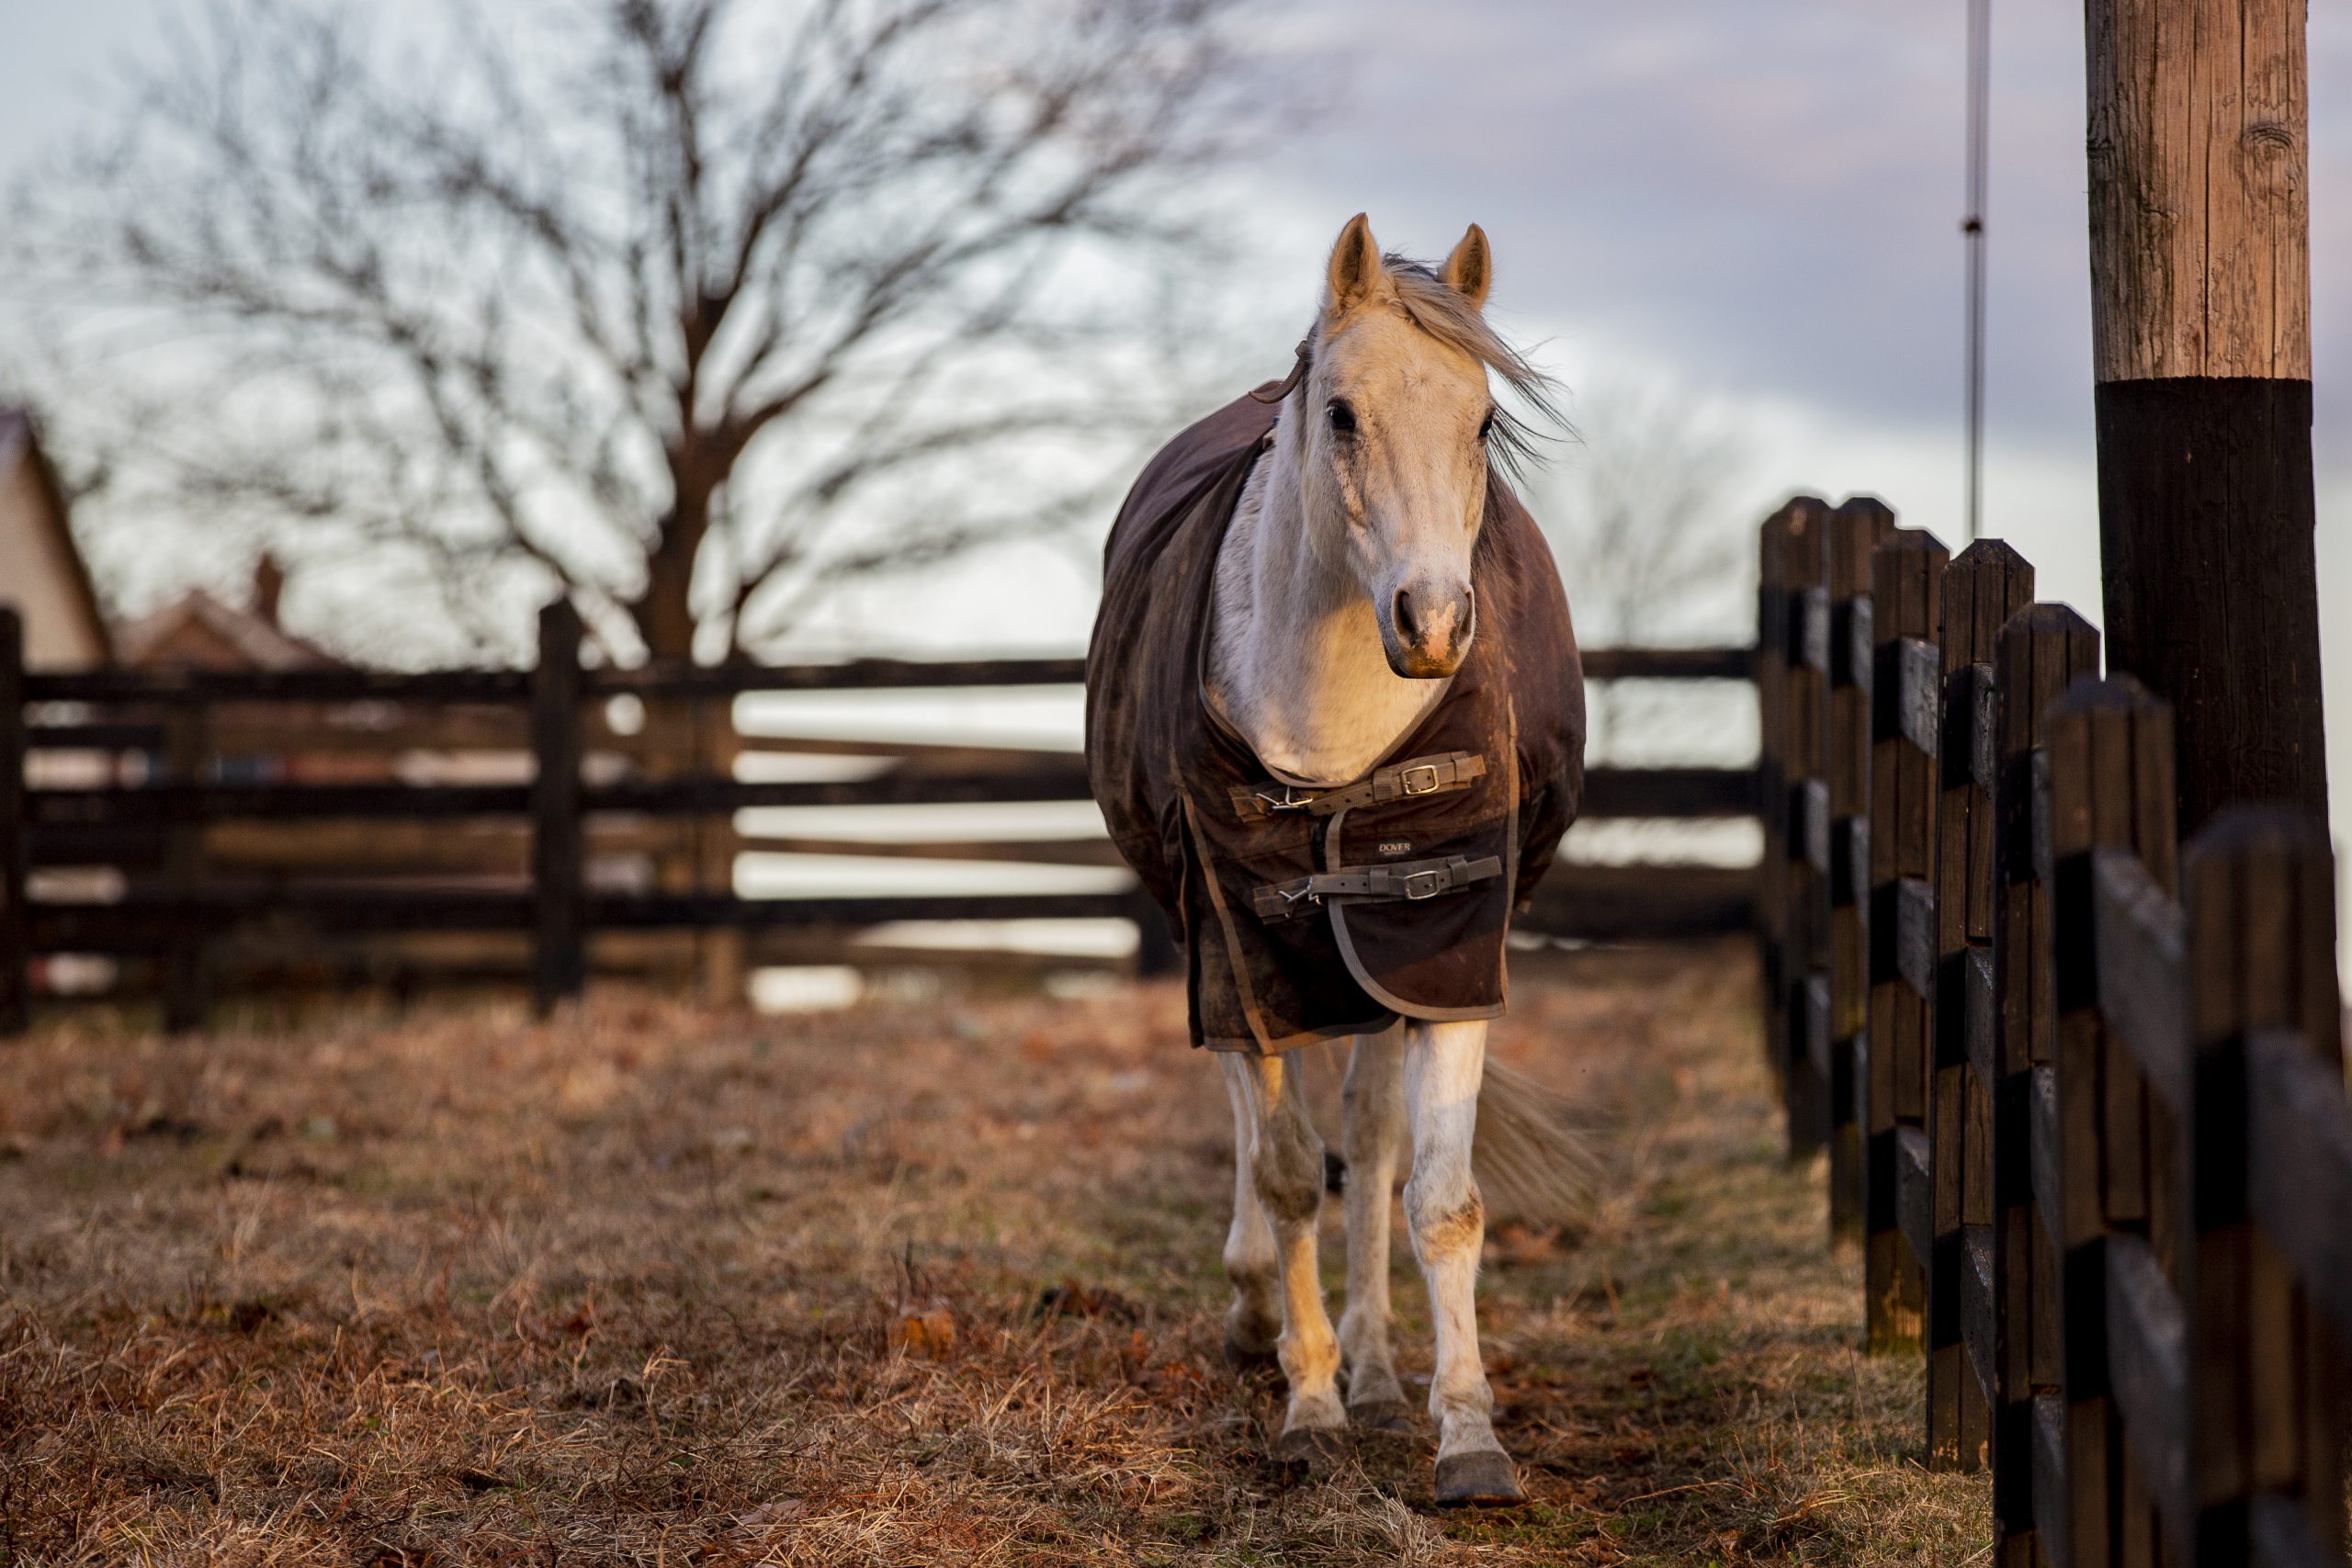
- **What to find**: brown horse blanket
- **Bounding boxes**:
[1085,393,1586,1053]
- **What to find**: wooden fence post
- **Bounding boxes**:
[532,600,585,1017]
[1826,497,1894,1245]
[2038,672,2177,1562]
[1784,498,1833,1159]
[1990,601,2099,1560]
[1938,549,2031,1504]
[159,694,209,1033]
[1758,508,1792,1091]
[0,608,26,1037]
[1758,502,1825,1100]
[2182,806,2342,1565]
[1867,527,1945,1360]
[692,692,746,1003]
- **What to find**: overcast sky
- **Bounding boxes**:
[6,1,2352,842]
[8,2,2347,613]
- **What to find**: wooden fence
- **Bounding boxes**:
[1,602,1759,1032]
[1756,497,2352,1565]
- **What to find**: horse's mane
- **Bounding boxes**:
[1329,253,1567,485]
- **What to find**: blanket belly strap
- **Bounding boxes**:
[1227,750,1487,822]
[1251,853,1503,922]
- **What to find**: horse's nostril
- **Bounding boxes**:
[1393,588,1420,644]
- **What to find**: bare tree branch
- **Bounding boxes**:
[5,0,1283,665]
[1532,378,1761,764]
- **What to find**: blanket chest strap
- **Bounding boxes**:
[1228,750,1487,822]
[1251,853,1503,920]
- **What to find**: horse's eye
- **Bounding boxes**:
[1477,409,1496,443]
[1326,400,1357,435]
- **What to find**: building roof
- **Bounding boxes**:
[0,408,113,667]
[115,584,345,672]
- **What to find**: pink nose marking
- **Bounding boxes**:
[1394,583,1470,659]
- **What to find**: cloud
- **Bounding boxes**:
[1250,0,2352,474]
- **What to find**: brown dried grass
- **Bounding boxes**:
[0,942,1982,1564]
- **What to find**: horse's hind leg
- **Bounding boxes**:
[1217,1053,1281,1368]
[1340,1026,1412,1431]
[1403,1018,1524,1506]
[1221,1050,1347,1462]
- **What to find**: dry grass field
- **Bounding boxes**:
[0,942,1985,1564]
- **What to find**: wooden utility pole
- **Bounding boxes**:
[2085,0,2327,833]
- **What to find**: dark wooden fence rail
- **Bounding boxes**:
[1,605,1762,1033]
[1755,503,2352,1566]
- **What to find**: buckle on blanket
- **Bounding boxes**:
[1250,854,1503,921]
[1229,750,1486,822]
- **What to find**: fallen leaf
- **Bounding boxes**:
[128,1459,219,1502]
[890,1302,956,1359]
[1486,1222,1561,1268]
[1035,1280,1139,1323]
[737,1498,808,1530]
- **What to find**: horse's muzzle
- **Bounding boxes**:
[1384,581,1474,679]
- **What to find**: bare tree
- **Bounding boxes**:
[1534,378,1758,763]
[1539,378,1754,649]
[6,0,1276,664]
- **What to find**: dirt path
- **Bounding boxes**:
[0,945,1983,1564]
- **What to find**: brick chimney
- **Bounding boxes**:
[253,553,286,628]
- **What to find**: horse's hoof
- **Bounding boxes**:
[1347,1398,1415,1435]
[1223,1333,1281,1375]
[1273,1426,1346,1472]
[1433,1450,1525,1507]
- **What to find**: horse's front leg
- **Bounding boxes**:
[1340,1026,1412,1430]
[1220,1050,1347,1463]
[1403,1018,1524,1506]
[1217,1053,1282,1367]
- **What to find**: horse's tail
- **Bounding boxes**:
[1473,1059,1602,1233]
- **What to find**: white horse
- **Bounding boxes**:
[1194,216,1587,1506]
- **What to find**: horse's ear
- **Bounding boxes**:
[1441,223,1492,309]
[1326,212,1384,312]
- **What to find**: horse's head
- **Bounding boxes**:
[1293,213,1551,680]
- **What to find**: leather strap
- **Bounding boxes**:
[1230,750,1487,822]
[1250,338,1313,404]
[1252,854,1504,922]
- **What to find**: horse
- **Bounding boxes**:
[1084,214,1589,1506]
